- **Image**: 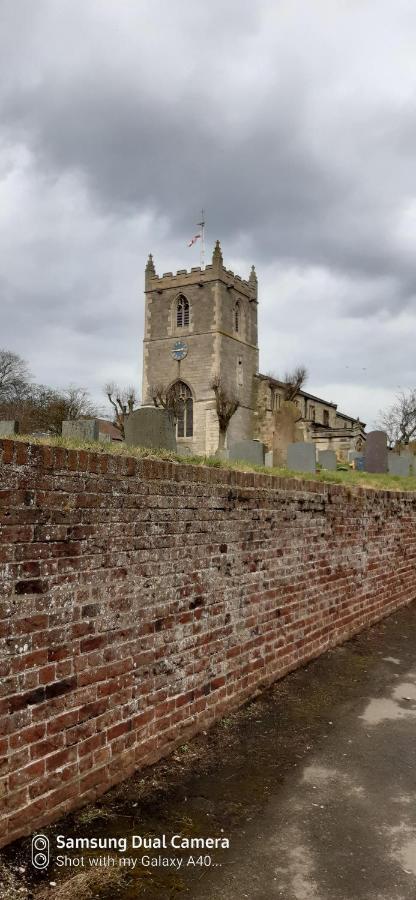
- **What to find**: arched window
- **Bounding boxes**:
[176,295,190,328]
[234,301,240,333]
[174,381,193,438]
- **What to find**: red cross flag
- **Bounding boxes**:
[188,233,201,247]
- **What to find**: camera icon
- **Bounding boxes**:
[32,834,50,869]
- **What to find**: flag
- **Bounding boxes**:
[188,233,201,247]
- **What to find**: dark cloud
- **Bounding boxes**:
[1,0,416,426]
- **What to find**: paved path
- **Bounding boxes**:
[191,603,416,900]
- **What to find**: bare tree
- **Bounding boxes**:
[0,382,97,435]
[378,389,416,448]
[282,366,308,402]
[36,386,98,434]
[105,383,137,438]
[0,349,31,402]
[210,375,240,451]
[149,381,187,421]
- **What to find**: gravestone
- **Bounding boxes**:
[62,419,99,442]
[354,455,365,471]
[264,450,274,468]
[0,420,19,436]
[318,449,337,470]
[401,453,414,475]
[388,453,411,477]
[124,407,176,451]
[177,445,194,457]
[348,449,361,463]
[228,439,265,466]
[287,442,316,473]
[364,431,388,473]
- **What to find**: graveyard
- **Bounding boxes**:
[2,429,416,492]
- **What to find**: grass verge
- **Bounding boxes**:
[3,432,416,492]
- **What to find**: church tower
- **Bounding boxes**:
[141,241,259,455]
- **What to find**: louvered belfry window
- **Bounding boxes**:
[234,301,240,333]
[176,296,190,327]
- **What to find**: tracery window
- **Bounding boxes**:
[176,295,190,328]
[174,381,193,438]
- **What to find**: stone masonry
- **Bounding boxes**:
[142,242,259,456]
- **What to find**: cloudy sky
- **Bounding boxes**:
[1,0,416,426]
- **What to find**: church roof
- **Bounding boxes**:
[257,373,337,408]
[257,372,366,426]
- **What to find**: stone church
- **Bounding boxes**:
[141,241,365,461]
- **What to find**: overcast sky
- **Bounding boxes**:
[1,0,416,426]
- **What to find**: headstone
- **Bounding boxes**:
[348,449,361,463]
[264,450,274,468]
[0,420,19,436]
[388,453,411,477]
[401,453,414,475]
[354,455,365,471]
[124,407,176,451]
[228,440,265,466]
[364,431,388,473]
[318,449,337,470]
[62,419,99,442]
[287,442,316,473]
[177,445,194,457]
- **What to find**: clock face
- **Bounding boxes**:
[171,340,188,361]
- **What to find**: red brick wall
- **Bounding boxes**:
[1,439,416,847]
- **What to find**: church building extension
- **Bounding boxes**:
[141,241,365,461]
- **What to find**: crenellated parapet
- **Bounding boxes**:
[144,241,258,300]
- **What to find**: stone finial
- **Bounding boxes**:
[145,253,156,289]
[146,253,156,276]
[249,264,258,298]
[212,239,224,270]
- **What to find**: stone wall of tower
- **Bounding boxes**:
[141,244,259,455]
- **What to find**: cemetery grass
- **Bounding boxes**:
[6,433,416,492]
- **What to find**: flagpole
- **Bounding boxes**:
[197,209,205,270]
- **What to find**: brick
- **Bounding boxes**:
[9,759,45,790]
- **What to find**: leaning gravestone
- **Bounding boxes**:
[0,420,19,436]
[388,453,411,477]
[287,442,316,473]
[318,449,337,470]
[364,431,388,473]
[228,439,265,466]
[62,419,99,442]
[124,407,176,451]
